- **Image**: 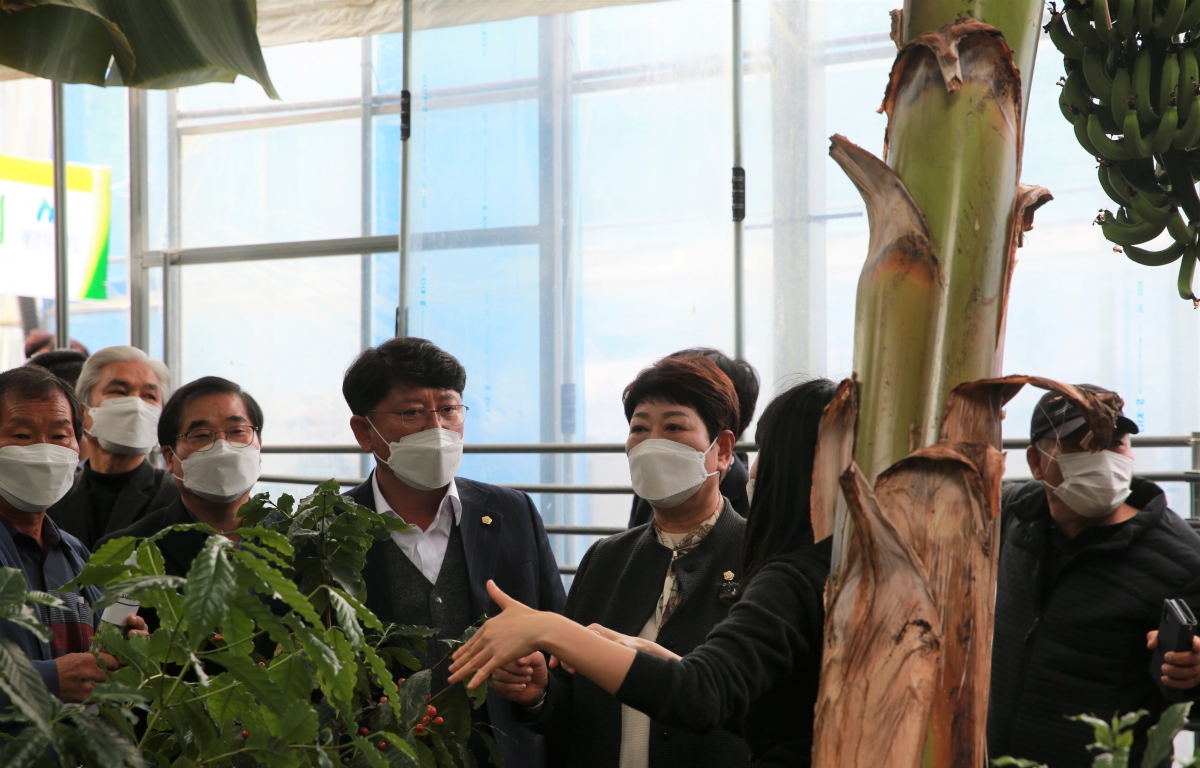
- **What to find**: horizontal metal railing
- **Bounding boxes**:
[262,436,1195,456]
[256,436,1200,576]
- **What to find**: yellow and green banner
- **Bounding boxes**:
[0,153,111,300]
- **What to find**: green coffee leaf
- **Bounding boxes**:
[0,725,50,768]
[230,550,321,626]
[267,654,314,701]
[1140,703,1188,768]
[399,669,432,727]
[0,636,55,737]
[66,707,144,767]
[209,652,287,715]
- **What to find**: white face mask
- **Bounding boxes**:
[176,440,261,503]
[0,443,79,513]
[628,437,718,509]
[371,423,463,491]
[1040,447,1134,519]
[745,478,755,506]
[87,396,161,455]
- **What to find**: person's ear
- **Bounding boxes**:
[715,430,736,472]
[162,446,179,476]
[1027,444,1045,481]
[349,415,374,453]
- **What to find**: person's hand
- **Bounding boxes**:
[585,624,682,661]
[125,614,149,639]
[448,580,552,690]
[1148,631,1200,690]
[55,652,115,703]
[492,652,549,706]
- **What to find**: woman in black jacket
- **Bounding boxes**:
[448,379,836,767]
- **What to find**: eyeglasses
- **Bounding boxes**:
[368,405,469,429]
[176,425,259,452]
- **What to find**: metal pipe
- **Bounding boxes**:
[128,90,150,352]
[362,36,375,354]
[165,90,182,377]
[1192,431,1200,519]
[52,81,69,350]
[259,442,762,454]
[256,474,635,493]
[397,0,413,338]
[1001,436,1196,449]
[731,0,744,360]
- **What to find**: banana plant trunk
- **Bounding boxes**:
[811,1,1052,767]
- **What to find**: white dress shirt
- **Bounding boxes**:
[371,471,462,585]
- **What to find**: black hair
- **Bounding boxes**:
[623,356,740,444]
[26,349,88,388]
[158,376,264,448]
[669,347,760,437]
[741,378,838,581]
[342,337,468,416]
[0,365,84,440]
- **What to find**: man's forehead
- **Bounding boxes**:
[383,385,460,404]
[0,393,73,422]
[99,360,160,385]
[181,392,249,422]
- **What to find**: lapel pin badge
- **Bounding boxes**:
[723,571,735,581]
[481,516,493,525]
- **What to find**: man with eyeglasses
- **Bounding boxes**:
[342,336,566,768]
[97,376,263,580]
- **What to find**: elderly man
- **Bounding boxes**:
[48,346,176,549]
[0,365,144,704]
[342,336,565,768]
[989,385,1200,768]
[98,376,263,578]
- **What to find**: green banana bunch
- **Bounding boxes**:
[1049,0,1200,301]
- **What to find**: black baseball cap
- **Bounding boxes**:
[1029,385,1139,444]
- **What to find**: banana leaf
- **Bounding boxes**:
[0,0,277,98]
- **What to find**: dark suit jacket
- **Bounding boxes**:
[628,455,750,528]
[50,460,179,551]
[96,497,208,577]
[348,472,567,768]
[524,500,751,768]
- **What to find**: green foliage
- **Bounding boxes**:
[0,481,499,767]
[993,703,1198,768]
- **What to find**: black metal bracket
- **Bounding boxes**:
[732,167,745,222]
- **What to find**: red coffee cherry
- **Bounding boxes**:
[257,661,266,667]
[377,741,388,751]
[421,716,430,724]
[414,724,425,734]
[427,705,437,717]
[433,717,444,726]
[359,727,370,736]
[213,634,223,643]
[397,677,406,686]
[379,696,388,704]
[241,730,249,739]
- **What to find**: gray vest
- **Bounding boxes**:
[381,523,473,691]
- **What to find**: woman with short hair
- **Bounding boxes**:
[492,354,752,768]
[452,378,838,768]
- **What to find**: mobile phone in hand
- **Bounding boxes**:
[1150,598,1197,702]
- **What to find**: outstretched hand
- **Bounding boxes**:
[448,580,554,691]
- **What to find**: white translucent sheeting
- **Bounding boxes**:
[256,0,663,48]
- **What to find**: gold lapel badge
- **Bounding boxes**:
[723,570,735,581]
[481,516,493,525]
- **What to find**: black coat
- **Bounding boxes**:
[50,460,178,551]
[628,456,750,529]
[96,497,208,577]
[348,473,567,768]
[988,479,1200,768]
[522,500,751,768]
[616,541,830,767]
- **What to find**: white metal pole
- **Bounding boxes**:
[731,0,745,360]
[128,90,150,352]
[397,0,413,338]
[52,82,69,350]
